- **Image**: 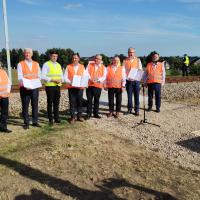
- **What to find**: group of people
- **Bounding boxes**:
[0,47,166,133]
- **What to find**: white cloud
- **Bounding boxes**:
[17,0,38,5]
[177,0,200,3]
[64,3,82,9]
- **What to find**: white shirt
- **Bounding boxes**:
[122,57,143,80]
[86,63,107,83]
[42,61,64,82]
[64,64,86,83]
[109,65,126,87]
[17,60,41,82]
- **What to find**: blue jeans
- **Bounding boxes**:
[126,80,140,112]
[147,83,161,110]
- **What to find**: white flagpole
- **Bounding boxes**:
[2,0,12,83]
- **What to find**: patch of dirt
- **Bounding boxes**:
[0,122,199,200]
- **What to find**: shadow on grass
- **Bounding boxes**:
[176,136,200,154]
[15,189,59,200]
[0,156,178,200]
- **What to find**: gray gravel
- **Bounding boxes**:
[8,82,200,171]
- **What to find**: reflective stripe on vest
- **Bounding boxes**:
[20,60,39,80]
[0,69,10,98]
[45,61,63,86]
[66,64,85,89]
[184,56,190,66]
[146,62,163,84]
[106,65,123,88]
[124,57,139,77]
[88,63,105,88]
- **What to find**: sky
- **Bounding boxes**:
[0,0,200,56]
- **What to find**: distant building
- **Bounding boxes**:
[190,57,200,66]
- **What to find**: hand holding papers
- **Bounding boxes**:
[128,69,144,81]
[22,78,42,89]
[72,75,89,87]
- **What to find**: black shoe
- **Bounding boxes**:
[77,117,84,122]
[135,112,139,116]
[147,108,152,112]
[0,128,12,133]
[156,109,160,113]
[93,114,101,119]
[124,110,132,115]
[23,124,29,130]
[32,123,41,127]
[85,114,91,120]
[54,119,61,123]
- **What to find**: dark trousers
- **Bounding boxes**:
[86,86,102,115]
[20,87,39,125]
[126,80,140,112]
[148,83,161,110]
[108,88,122,112]
[0,97,9,129]
[182,65,189,76]
[45,86,61,122]
[68,88,83,118]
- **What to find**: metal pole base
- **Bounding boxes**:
[133,119,160,128]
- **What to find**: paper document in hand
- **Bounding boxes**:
[135,70,144,81]
[22,78,42,89]
[128,68,138,80]
[72,75,89,87]
[80,75,89,87]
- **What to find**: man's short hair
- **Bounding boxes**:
[49,50,58,55]
[24,48,33,55]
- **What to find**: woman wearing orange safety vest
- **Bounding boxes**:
[17,48,41,129]
[145,51,165,113]
[0,62,12,133]
[64,54,86,124]
[105,56,126,118]
[85,54,107,119]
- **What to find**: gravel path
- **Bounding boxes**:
[8,82,200,171]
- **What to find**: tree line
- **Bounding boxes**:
[0,48,199,75]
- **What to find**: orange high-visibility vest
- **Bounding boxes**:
[66,64,85,89]
[106,65,123,88]
[123,57,139,77]
[20,60,39,80]
[0,69,10,98]
[88,63,105,88]
[146,62,163,84]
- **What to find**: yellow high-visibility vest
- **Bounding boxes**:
[184,56,190,66]
[45,61,63,86]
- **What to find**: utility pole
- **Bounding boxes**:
[2,0,12,83]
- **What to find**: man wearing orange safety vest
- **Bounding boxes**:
[0,62,12,133]
[145,51,165,113]
[105,56,126,118]
[123,47,143,116]
[85,54,107,119]
[17,48,41,129]
[64,54,86,124]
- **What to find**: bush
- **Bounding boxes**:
[166,69,181,76]
[189,64,200,75]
